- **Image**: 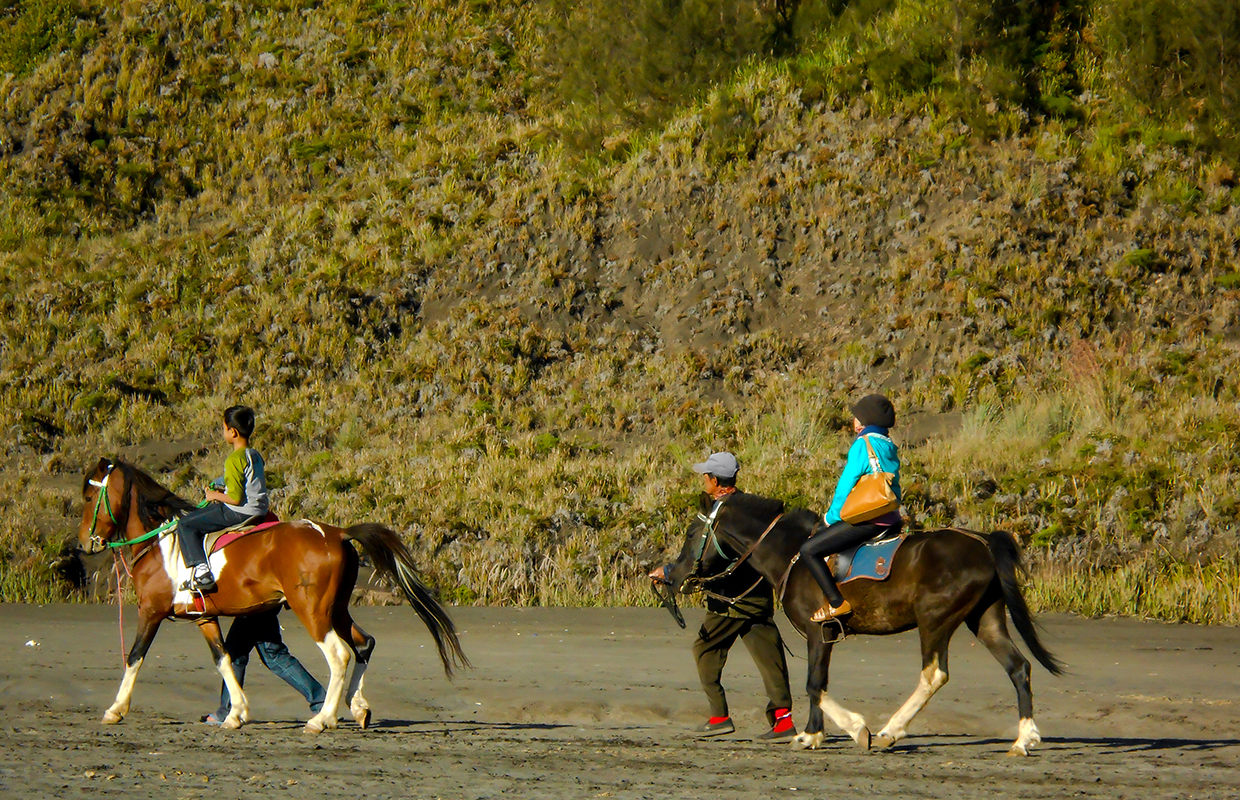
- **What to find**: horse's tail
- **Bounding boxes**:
[344,524,471,678]
[987,530,1064,676]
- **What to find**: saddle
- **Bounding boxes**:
[827,533,906,584]
[170,512,282,611]
[204,511,282,556]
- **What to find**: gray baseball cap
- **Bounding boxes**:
[692,452,739,479]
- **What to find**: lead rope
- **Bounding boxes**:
[113,553,128,668]
[111,541,138,667]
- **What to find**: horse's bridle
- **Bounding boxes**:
[681,498,731,589]
[85,464,166,556]
[85,464,121,552]
[680,499,784,606]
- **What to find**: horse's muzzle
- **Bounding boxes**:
[80,537,106,556]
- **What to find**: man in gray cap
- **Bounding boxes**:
[649,452,795,740]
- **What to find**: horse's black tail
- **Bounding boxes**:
[988,530,1064,676]
[344,524,471,678]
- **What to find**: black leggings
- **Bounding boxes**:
[800,520,901,606]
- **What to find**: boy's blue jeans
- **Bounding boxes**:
[214,609,326,718]
[179,502,253,568]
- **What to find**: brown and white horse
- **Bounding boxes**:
[78,457,468,732]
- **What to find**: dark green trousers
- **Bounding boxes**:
[692,611,793,724]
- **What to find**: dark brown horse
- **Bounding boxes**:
[668,492,1062,755]
[78,457,468,732]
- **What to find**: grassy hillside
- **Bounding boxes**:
[2,0,1240,622]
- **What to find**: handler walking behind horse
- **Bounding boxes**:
[650,453,796,740]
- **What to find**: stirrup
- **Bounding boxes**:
[182,573,218,594]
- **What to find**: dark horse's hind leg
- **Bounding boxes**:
[344,620,377,729]
[792,635,870,750]
[968,599,1040,755]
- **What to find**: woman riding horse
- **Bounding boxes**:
[668,491,1062,755]
[801,393,902,623]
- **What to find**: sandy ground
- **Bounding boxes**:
[1,605,1238,799]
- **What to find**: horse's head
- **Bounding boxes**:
[79,457,128,554]
[79,458,197,554]
[667,492,790,593]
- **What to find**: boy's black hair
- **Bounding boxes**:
[223,405,256,439]
[712,473,736,488]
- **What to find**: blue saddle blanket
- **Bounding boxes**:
[829,534,905,584]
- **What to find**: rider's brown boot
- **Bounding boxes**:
[810,600,852,623]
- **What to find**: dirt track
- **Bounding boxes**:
[1,605,1238,799]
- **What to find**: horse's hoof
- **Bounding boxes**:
[792,732,824,751]
[353,707,371,730]
[1007,745,1029,757]
[101,710,123,725]
[855,726,871,751]
[873,733,896,751]
[221,715,242,730]
[304,718,325,734]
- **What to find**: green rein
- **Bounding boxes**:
[88,469,199,549]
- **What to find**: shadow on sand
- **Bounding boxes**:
[370,719,575,734]
[884,733,1240,755]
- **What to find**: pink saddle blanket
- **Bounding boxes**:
[208,512,282,555]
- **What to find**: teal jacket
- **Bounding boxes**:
[825,427,902,525]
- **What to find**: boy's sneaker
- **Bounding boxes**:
[758,708,796,741]
[696,716,735,737]
[191,566,218,594]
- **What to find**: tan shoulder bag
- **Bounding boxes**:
[840,435,899,524]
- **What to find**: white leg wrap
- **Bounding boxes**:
[103,657,144,724]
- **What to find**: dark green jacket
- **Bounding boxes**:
[703,566,776,620]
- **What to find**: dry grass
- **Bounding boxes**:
[1030,556,1240,626]
[2,2,1239,618]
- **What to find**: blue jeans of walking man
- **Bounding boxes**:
[210,608,326,722]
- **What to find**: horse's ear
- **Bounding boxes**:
[698,492,712,513]
[94,456,112,474]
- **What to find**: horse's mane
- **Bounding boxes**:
[729,491,787,522]
[84,458,199,529]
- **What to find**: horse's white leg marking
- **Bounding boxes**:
[819,694,870,745]
[305,631,351,733]
[792,694,868,750]
[1009,717,1041,756]
[218,657,248,729]
[346,660,370,725]
[102,657,144,724]
[877,657,949,744]
[792,731,825,750]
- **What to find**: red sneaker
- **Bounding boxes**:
[759,708,796,741]
[696,716,735,736]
